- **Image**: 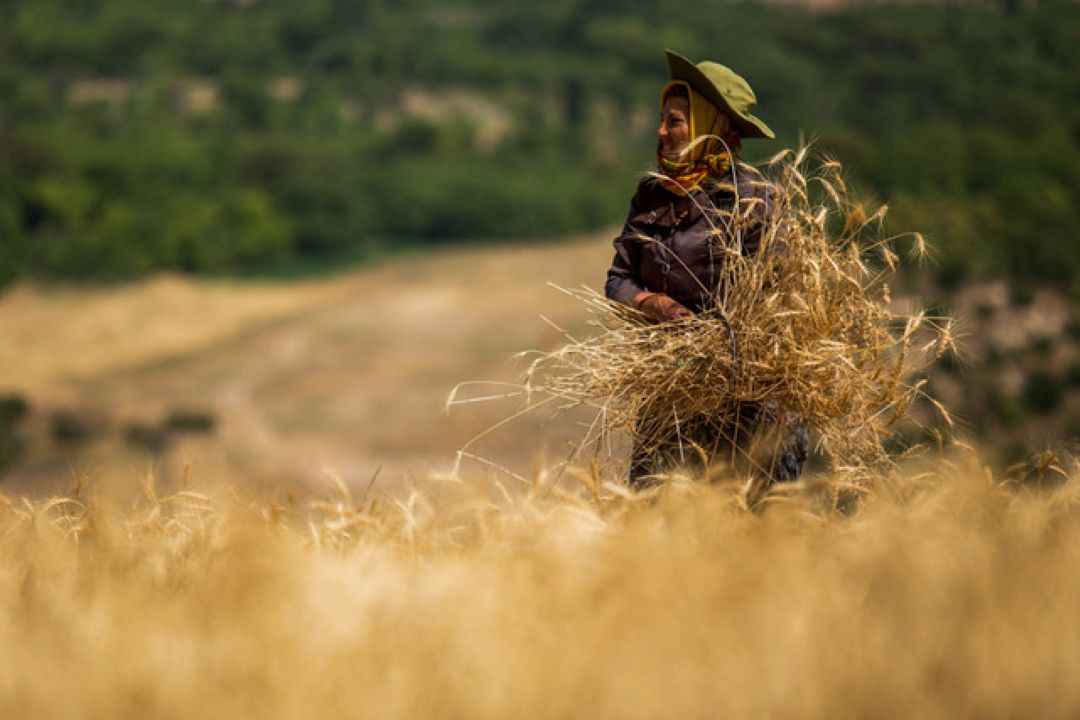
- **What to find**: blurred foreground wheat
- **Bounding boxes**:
[2,455,1079,719]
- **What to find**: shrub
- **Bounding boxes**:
[1022,370,1064,414]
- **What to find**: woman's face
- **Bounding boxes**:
[658,95,691,160]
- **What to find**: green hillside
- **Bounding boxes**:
[1,0,1077,293]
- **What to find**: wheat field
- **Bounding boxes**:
[2,455,1079,719]
[2,223,1077,717]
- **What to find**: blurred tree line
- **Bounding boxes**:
[0,0,1076,293]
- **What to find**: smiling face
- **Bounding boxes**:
[657,94,691,160]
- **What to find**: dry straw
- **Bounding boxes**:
[454,146,954,495]
[4,452,1080,718]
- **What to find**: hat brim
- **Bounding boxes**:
[665,50,775,140]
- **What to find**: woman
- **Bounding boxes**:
[605,50,809,489]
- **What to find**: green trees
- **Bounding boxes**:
[0,0,1075,291]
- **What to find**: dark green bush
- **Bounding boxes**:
[1066,361,1080,388]
[990,391,1025,427]
[163,408,216,433]
[49,410,107,445]
[1022,370,1065,414]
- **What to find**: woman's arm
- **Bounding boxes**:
[605,185,694,323]
[605,195,648,307]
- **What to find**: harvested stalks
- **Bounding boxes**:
[457,148,951,491]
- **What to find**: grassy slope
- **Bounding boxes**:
[0,234,614,496]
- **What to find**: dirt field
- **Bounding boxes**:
[0,234,614,497]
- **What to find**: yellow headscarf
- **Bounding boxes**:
[657,80,734,196]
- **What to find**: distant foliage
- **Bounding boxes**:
[0,0,1076,291]
[0,395,28,472]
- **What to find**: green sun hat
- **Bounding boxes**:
[665,49,775,140]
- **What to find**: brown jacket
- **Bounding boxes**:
[605,160,777,314]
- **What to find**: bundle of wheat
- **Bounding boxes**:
[492,148,953,494]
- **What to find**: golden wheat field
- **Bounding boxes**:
[3,457,1080,719]
[2,234,1079,718]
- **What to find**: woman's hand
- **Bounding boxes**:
[633,292,695,323]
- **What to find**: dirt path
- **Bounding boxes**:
[0,235,616,495]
